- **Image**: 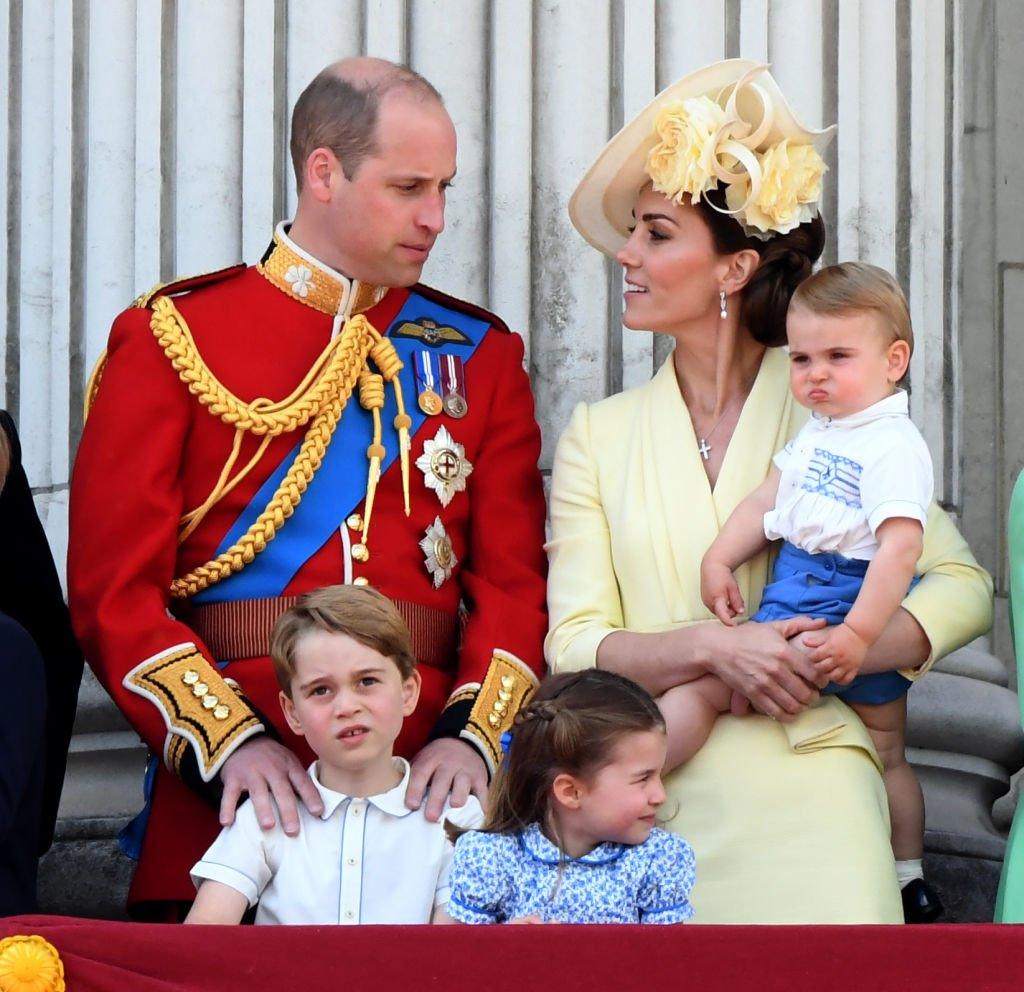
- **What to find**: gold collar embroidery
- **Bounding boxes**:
[257,222,386,318]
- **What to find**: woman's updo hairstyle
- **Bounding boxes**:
[470,670,665,839]
[695,185,826,347]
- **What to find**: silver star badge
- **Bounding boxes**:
[420,516,458,588]
[415,425,473,508]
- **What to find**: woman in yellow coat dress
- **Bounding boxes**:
[546,60,993,923]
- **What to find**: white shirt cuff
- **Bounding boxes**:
[866,500,928,535]
[191,860,261,906]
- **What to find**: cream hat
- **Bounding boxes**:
[569,59,836,256]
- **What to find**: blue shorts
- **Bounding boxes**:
[751,541,914,705]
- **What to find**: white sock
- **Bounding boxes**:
[896,858,923,887]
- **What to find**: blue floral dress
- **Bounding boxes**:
[447,824,696,924]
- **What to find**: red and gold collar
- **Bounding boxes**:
[257,222,386,318]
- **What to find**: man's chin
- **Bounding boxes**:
[376,262,427,290]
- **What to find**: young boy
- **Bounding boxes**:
[184,585,483,925]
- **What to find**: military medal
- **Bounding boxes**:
[414,351,443,416]
[441,354,468,419]
[420,516,458,588]
[415,425,473,507]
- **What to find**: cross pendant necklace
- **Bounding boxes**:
[696,399,739,461]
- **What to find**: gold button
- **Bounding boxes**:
[213,704,230,720]
[353,576,369,587]
[192,682,208,697]
[488,713,500,728]
[351,543,369,562]
[347,514,363,531]
[500,675,515,690]
[182,670,200,686]
[202,694,219,710]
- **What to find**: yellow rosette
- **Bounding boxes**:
[647,96,729,202]
[727,138,827,236]
[0,936,65,992]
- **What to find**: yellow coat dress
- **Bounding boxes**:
[545,348,993,923]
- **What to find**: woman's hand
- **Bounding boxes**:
[707,616,828,721]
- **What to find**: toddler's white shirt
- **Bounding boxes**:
[191,757,484,925]
[763,390,932,560]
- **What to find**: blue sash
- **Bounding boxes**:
[192,292,488,604]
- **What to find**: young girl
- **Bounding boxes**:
[659,261,939,920]
[444,670,696,925]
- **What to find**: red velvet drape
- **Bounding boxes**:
[2,915,1022,991]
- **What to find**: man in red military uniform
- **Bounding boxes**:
[68,57,548,915]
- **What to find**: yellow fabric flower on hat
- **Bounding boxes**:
[646,96,728,203]
[0,935,65,992]
[726,139,827,237]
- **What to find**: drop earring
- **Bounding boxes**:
[719,289,728,319]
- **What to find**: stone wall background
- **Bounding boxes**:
[3,0,1023,919]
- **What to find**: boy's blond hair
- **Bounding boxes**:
[790,261,914,354]
[270,585,416,694]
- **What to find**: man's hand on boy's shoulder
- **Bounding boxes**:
[219,737,324,836]
[405,738,487,822]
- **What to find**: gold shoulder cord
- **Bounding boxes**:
[140,295,410,599]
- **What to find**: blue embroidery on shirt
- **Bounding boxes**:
[801,448,863,508]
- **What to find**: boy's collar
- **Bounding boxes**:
[309,758,412,819]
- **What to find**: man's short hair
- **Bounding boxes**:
[290,63,442,189]
[270,585,417,693]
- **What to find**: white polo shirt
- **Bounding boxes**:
[191,758,484,925]
[763,390,933,560]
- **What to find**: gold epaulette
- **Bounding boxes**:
[83,265,248,422]
[84,348,108,422]
[132,264,248,309]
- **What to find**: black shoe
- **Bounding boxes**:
[901,878,944,923]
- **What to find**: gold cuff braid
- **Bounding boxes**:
[461,650,539,774]
[124,643,263,782]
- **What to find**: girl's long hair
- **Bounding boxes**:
[473,669,665,838]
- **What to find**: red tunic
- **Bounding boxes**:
[69,233,548,912]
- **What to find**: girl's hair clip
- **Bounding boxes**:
[499,730,513,756]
